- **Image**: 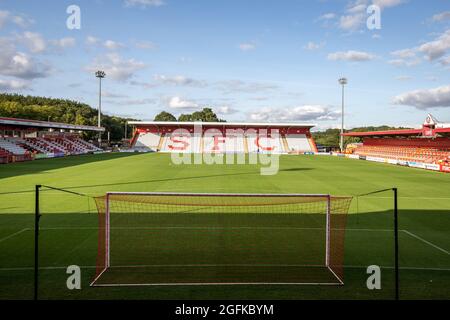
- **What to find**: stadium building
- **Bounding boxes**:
[128,121,318,154]
[343,114,450,173]
[0,117,103,164]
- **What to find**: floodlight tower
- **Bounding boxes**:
[95,70,106,147]
[338,77,348,153]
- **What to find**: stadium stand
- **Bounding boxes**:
[129,122,318,154]
[0,117,104,164]
[343,114,450,172]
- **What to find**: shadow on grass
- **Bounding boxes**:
[0,169,261,196]
[279,168,313,172]
[0,152,140,180]
[0,209,448,300]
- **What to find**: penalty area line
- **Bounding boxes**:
[91,282,343,287]
[401,229,449,255]
[0,228,29,243]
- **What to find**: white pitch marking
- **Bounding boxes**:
[37,226,395,232]
[0,228,29,243]
[90,282,342,287]
[401,229,449,255]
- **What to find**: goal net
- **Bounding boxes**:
[91,193,352,286]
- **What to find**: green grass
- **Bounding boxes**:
[0,153,449,299]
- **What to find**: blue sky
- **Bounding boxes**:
[0,0,449,130]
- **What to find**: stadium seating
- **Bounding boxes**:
[134,132,162,151]
[0,139,28,155]
[71,138,102,152]
[353,138,450,164]
[0,135,102,164]
[285,134,313,153]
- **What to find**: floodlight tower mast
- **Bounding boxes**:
[338,77,348,153]
[95,70,106,147]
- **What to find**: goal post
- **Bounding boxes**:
[91,192,352,287]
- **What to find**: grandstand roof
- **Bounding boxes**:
[0,117,105,132]
[342,129,422,137]
[342,127,450,137]
[128,121,316,128]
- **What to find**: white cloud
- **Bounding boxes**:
[387,29,450,65]
[216,80,278,94]
[372,0,405,9]
[104,40,124,50]
[86,36,100,46]
[20,32,46,53]
[0,11,9,29]
[388,48,421,67]
[239,42,256,51]
[102,91,129,98]
[86,36,126,51]
[338,0,404,31]
[154,74,206,87]
[248,105,340,122]
[391,48,416,59]
[124,0,165,8]
[50,37,76,49]
[304,41,325,50]
[347,3,367,14]
[338,0,367,31]
[327,50,375,61]
[167,96,199,109]
[0,38,51,79]
[388,58,421,67]
[440,56,450,66]
[216,106,238,115]
[86,53,146,81]
[129,80,158,89]
[432,11,450,22]
[395,75,412,81]
[108,97,156,106]
[11,15,31,28]
[393,85,450,109]
[318,13,336,20]
[339,13,365,30]
[134,40,157,50]
[418,29,450,61]
[0,78,29,91]
[0,10,32,29]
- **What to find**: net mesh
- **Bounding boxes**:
[92,193,352,286]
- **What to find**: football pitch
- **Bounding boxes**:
[0,153,449,299]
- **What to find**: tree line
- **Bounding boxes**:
[0,93,134,142]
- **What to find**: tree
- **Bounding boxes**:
[191,108,220,122]
[154,111,176,121]
[178,114,192,122]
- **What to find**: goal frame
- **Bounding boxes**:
[90,192,343,287]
